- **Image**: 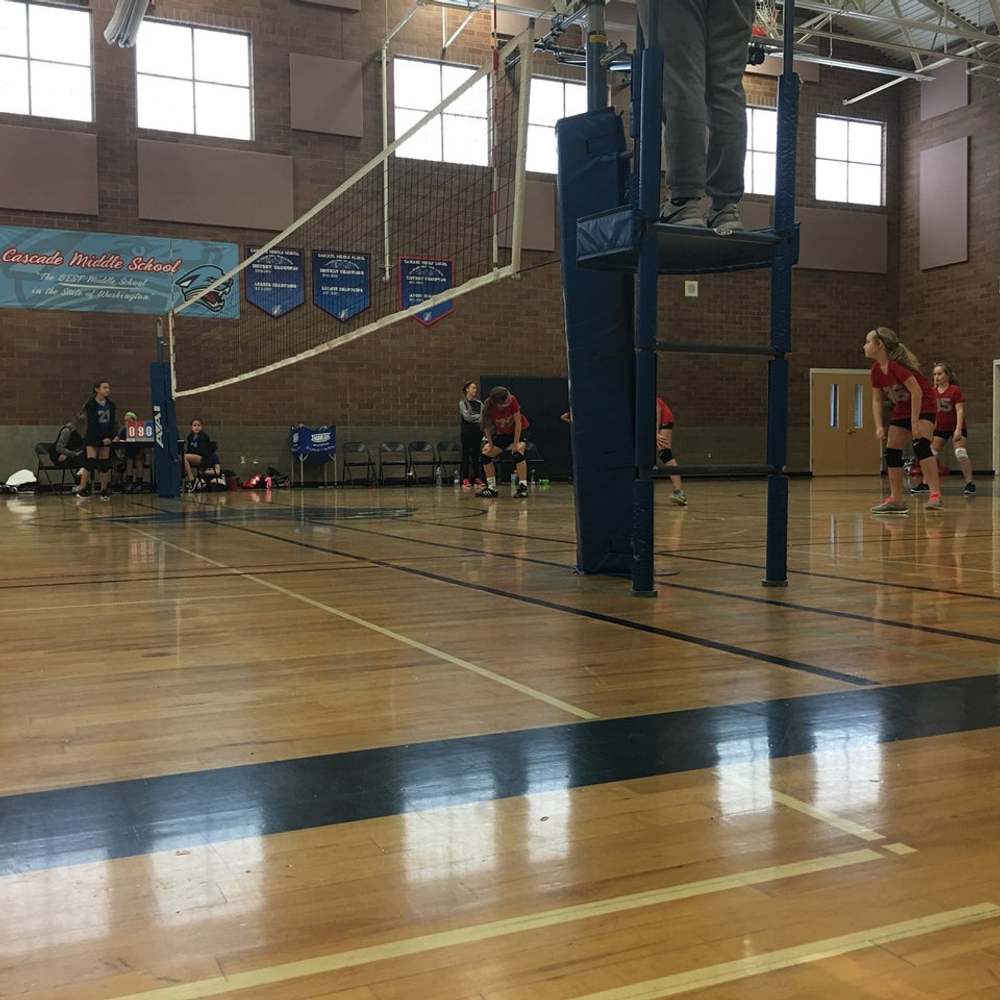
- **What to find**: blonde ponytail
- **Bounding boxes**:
[872,327,920,372]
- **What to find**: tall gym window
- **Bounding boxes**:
[815,114,884,206]
[393,56,489,167]
[136,21,253,140]
[744,107,777,196]
[526,77,587,174]
[0,0,93,122]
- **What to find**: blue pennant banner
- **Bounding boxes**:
[312,251,371,322]
[399,256,454,327]
[245,246,306,318]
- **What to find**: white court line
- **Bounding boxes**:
[0,593,276,616]
[573,903,1000,999]
[130,528,597,721]
[105,849,882,1000]
[722,769,887,842]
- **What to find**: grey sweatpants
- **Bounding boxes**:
[635,0,755,207]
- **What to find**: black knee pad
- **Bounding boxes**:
[884,448,904,468]
[85,456,98,473]
[913,438,933,461]
[658,448,674,464]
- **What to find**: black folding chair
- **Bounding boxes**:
[341,441,375,485]
[408,441,437,484]
[437,439,462,480]
[34,442,76,493]
[378,441,410,486]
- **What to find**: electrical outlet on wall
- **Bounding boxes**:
[684,280,699,298]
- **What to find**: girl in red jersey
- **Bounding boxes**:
[864,327,941,514]
[478,387,530,498]
[931,362,975,495]
[655,397,687,506]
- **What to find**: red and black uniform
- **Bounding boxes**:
[486,395,530,452]
[870,361,936,427]
[656,397,674,430]
[934,384,967,439]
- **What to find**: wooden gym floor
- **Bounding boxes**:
[3,477,1000,999]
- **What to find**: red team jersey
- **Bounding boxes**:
[656,397,674,426]
[934,384,965,433]
[870,361,936,421]
[489,395,530,435]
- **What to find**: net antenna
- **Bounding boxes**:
[168,26,535,398]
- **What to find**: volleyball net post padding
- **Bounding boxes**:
[168,28,534,398]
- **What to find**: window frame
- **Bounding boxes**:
[134,17,255,141]
[744,104,778,198]
[0,0,95,123]
[525,74,587,176]
[392,54,491,167]
[814,113,886,208]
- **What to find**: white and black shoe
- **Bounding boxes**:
[515,482,529,498]
[909,482,929,494]
[477,485,498,498]
[964,482,977,495]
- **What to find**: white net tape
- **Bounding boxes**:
[169,29,533,397]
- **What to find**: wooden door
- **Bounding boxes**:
[811,370,877,476]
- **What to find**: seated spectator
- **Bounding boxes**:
[183,418,222,492]
[51,412,85,470]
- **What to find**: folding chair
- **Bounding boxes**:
[407,441,437,484]
[378,441,410,486]
[34,442,75,493]
[341,441,375,485]
[437,440,462,480]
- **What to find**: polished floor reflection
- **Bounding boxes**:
[1,478,999,998]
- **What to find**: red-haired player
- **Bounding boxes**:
[656,397,687,506]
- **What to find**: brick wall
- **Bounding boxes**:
[898,76,999,458]
[0,0,904,473]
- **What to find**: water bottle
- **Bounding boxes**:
[435,465,443,487]
[453,469,460,486]
[510,470,517,487]
[530,469,536,487]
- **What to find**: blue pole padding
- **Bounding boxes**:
[764,473,789,585]
[632,477,657,595]
[150,361,182,499]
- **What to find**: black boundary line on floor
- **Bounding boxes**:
[262,515,1000,650]
[5,671,1000,876]
[657,579,1000,647]
[663,551,1000,603]
[210,520,872,687]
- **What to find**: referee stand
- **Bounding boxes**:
[557,0,800,595]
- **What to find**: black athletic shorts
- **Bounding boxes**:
[83,433,110,449]
[489,432,527,453]
[890,413,936,430]
[659,422,674,431]
[934,427,967,441]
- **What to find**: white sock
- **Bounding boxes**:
[487,476,496,488]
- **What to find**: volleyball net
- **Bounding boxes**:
[167,28,534,398]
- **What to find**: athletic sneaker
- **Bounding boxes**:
[477,485,498,498]
[660,199,705,227]
[474,478,485,487]
[462,478,472,488]
[100,488,111,502]
[909,482,929,494]
[707,203,744,234]
[74,485,92,499]
[515,482,529,498]
[925,492,943,511]
[964,482,977,495]
[671,489,688,506]
[871,497,908,514]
